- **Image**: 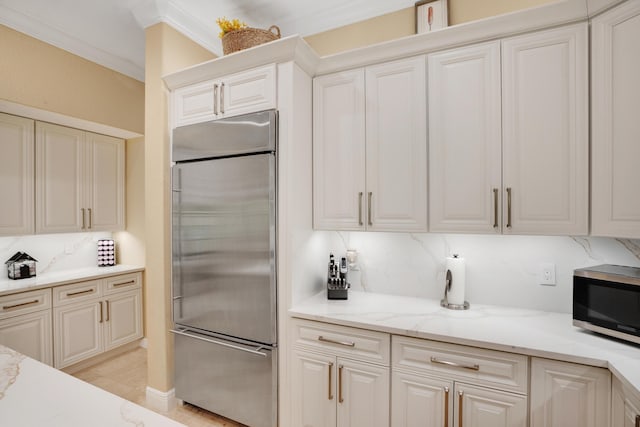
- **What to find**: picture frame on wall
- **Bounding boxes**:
[415,0,449,34]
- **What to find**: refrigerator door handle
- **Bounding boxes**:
[170,328,269,358]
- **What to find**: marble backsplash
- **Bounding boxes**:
[0,232,113,276]
[313,232,640,314]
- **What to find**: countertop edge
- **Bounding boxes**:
[0,265,145,296]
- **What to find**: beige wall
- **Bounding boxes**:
[0,24,144,134]
[304,0,555,56]
[144,22,215,393]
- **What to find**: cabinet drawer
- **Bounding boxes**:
[393,335,528,394]
[291,318,390,365]
[0,288,51,320]
[103,272,141,295]
[53,280,101,306]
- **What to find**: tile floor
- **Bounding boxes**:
[72,347,244,427]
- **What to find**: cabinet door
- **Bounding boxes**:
[530,357,611,427]
[0,113,34,235]
[221,64,276,118]
[337,359,389,427]
[456,382,527,427]
[428,42,502,233]
[365,56,427,232]
[172,79,218,128]
[391,370,452,427]
[291,349,337,427]
[502,23,588,235]
[104,289,142,351]
[313,69,366,230]
[85,132,125,231]
[0,310,52,366]
[53,301,103,368]
[591,0,640,238]
[35,122,85,233]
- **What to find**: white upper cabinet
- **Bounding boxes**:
[313,69,366,230]
[36,122,124,234]
[428,42,502,233]
[313,56,427,232]
[365,56,427,232]
[0,113,34,235]
[591,0,640,238]
[501,23,589,235]
[172,64,276,128]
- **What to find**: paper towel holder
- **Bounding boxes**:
[441,262,470,310]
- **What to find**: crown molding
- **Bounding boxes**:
[0,3,145,82]
[132,0,221,57]
[163,35,320,90]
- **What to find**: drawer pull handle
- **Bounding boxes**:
[338,364,344,403]
[220,82,225,114]
[430,357,479,371]
[81,208,86,229]
[88,208,92,229]
[458,390,464,427]
[66,289,95,298]
[443,386,449,427]
[368,192,373,226]
[3,299,40,311]
[99,301,104,323]
[318,336,355,347]
[506,187,512,228]
[213,84,219,115]
[358,192,363,226]
[328,362,334,401]
[113,280,136,288]
[493,188,499,228]
[105,300,110,322]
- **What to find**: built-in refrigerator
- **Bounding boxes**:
[170,110,278,427]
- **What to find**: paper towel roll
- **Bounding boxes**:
[445,254,466,305]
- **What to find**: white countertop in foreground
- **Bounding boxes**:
[0,344,184,427]
[0,265,144,296]
[290,291,640,396]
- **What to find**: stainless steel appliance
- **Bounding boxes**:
[573,264,640,345]
[171,110,278,427]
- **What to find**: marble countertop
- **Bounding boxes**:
[290,290,640,396]
[0,344,184,427]
[0,265,144,296]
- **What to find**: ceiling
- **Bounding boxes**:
[0,0,415,82]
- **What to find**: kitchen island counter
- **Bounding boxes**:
[290,290,640,397]
[0,344,185,426]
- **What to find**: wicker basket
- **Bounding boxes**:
[221,25,281,55]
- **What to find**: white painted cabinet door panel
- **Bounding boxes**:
[502,23,588,235]
[104,289,142,351]
[530,357,611,427]
[337,358,389,427]
[313,69,366,230]
[391,370,452,427]
[456,382,527,427]
[591,0,640,238]
[54,301,103,368]
[85,132,125,231]
[365,56,427,232]
[0,310,52,366]
[222,63,277,118]
[172,80,217,128]
[35,122,85,233]
[291,349,337,427]
[0,113,34,235]
[428,42,502,233]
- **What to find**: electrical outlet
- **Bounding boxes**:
[539,263,556,286]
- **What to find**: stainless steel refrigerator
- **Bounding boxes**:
[170,110,277,427]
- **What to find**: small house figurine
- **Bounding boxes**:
[5,252,38,280]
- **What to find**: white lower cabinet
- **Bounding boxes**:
[53,272,142,369]
[0,288,52,365]
[291,319,390,427]
[391,336,528,427]
[612,376,640,427]
[530,357,611,427]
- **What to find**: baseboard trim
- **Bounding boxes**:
[139,337,148,349]
[146,386,177,412]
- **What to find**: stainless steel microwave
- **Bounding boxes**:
[573,264,640,345]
